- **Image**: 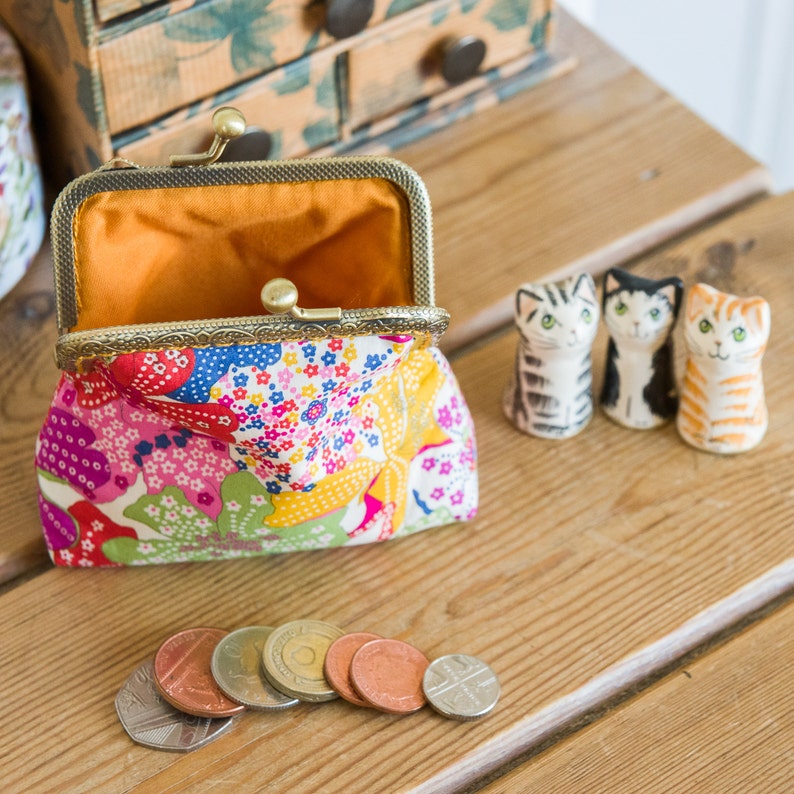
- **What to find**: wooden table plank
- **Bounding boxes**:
[398,10,770,349]
[0,9,770,588]
[1,194,792,792]
[0,241,57,583]
[480,597,794,793]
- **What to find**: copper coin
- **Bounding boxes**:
[323,632,383,707]
[116,660,234,752]
[349,638,430,714]
[154,627,246,718]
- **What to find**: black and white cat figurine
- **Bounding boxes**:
[600,268,684,429]
[503,273,599,439]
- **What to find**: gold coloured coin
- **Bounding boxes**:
[262,619,344,702]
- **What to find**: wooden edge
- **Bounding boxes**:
[440,167,772,354]
[411,558,794,794]
[0,547,49,592]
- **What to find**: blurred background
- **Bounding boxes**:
[561,0,794,190]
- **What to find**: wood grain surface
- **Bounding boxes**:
[0,9,769,587]
[481,598,794,793]
[0,240,58,583]
[1,194,792,792]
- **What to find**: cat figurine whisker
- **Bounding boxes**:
[677,282,770,454]
[600,268,683,429]
[503,273,599,439]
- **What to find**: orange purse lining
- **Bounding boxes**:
[70,178,414,331]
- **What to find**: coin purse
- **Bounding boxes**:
[36,111,478,567]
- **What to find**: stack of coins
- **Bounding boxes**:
[116,618,500,752]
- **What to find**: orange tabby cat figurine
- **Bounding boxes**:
[677,282,770,454]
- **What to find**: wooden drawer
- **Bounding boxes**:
[114,48,340,165]
[99,0,332,133]
[346,0,549,129]
[98,0,434,133]
[0,0,559,185]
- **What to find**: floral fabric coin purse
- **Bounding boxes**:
[36,109,477,567]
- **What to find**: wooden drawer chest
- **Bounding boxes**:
[0,0,563,187]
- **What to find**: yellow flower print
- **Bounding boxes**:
[365,350,448,530]
[342,343,358,363]
[209,386,222,400]
[268,349,448,531]
[249,392,264,406]
[283,352,298,366]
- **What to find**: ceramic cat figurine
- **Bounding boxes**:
[677,282,770,454]
[503,273,599,439]
[600,268,684,429]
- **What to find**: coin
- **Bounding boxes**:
[349,638,429,714]
[422,654,500,720]
[323,631,383,707]
[262,619,344,702]
[210,626,300,711]
[115,660,234,752]
[154,627,247,718]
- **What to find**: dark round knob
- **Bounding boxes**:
[440,35,487,84]
[218,126,273,162]
[325,0,374,39]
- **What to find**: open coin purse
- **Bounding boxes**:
[36,111,477,567]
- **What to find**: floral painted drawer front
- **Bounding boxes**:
[97,0,442,134]
[99,0,335,133]
[115,48,340,166]
[347,0,550,128]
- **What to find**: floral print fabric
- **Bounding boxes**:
[36,335,477,566]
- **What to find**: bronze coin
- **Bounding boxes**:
[349,638,430,714]
[323,632,382,707]
[154,627,246,718]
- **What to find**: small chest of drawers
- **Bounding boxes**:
[0,0,561,186]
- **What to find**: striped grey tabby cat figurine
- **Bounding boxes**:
[503,273,599,439]
[600,268,684,429]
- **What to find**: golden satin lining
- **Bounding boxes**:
[71,178,414,331]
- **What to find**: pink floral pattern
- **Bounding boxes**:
[36,336,477,565]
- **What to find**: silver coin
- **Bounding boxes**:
[211,626,300,711]
[115,660,234,752]
[422,654,500,721]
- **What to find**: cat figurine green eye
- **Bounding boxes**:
[677,282,770,454]
[600,268,684,429]
[503,273,599,439]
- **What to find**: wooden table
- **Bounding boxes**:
[1,10,790,793]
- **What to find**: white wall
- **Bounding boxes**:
[560,0,794,191]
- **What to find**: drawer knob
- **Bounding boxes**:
[441,36,487,84]
[325,0,374,39]
[218,126,273,162]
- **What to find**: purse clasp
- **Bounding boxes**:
[261,278,343,321]
[170,107,247,167]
